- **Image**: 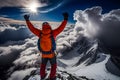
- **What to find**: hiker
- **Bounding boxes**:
[24,12,68,80]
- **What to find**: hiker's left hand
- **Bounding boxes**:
[63,12,69,20]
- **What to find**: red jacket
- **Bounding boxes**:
[26,20,67,39]
[26,20,67,58]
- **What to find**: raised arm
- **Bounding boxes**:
[24,15,41,37]
[53,12,68,37]
[53,20,67,37]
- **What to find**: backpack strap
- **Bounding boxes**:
[37,32,42,52]
[50,32,56,52]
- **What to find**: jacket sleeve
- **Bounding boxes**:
[53,20,67,37]
[26,21,41,37]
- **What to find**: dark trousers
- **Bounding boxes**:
[40,56,57,79]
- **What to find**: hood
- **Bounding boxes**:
[42,22,52,34]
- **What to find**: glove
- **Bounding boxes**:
[63,12,69,20]
[24,15,30,21]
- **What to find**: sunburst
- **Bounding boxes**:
[24,1,40,14]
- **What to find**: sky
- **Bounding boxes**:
[0,0,120,80]
[0,0,120,23]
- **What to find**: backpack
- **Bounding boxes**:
[37,32,56,54]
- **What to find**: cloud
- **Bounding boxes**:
[73,6,120,56]
[0,45,25,66]
[100,9,120,47]
[39,2,63,13]
[56,24,84,53]
[0,0,63,13]
[0,22,38,66]
[0,28,32,44]
[13,47,39,66]
[0,36,39,80]
[73,6,102,38]
[0,17,25,24]
[0,0,29,7]
[0,0,46,8]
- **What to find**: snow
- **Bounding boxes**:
[61,55,120,80]
[27,54,120,80]
[28,75,40,80]
[8,68,36,80]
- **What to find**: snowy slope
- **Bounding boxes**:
[26,31,120,80]
[59,55,120,80]
[56,37,120,80]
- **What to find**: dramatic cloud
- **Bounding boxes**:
[100,9,120,47]
[0,21,38,67]
[73,6,120,54]
[13,47,39,66]
[73,6,102,38]
[0,45,25,66]
[0,28,32,44]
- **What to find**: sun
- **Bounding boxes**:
[23,0,48,14]
[28,3,38,13]
[25,2,39,14]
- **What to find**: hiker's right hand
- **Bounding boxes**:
[24,15,30,21]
